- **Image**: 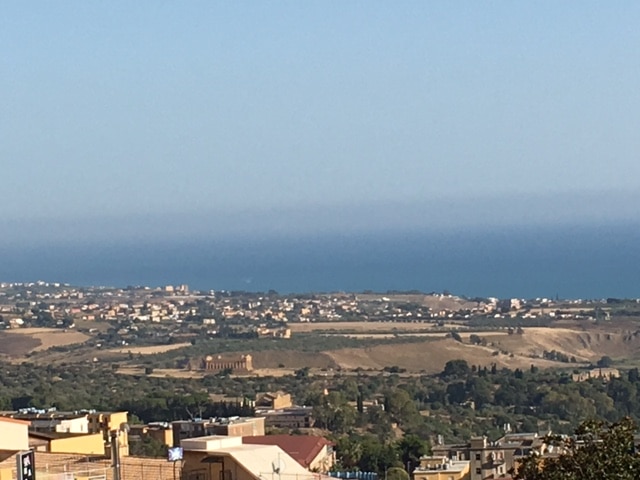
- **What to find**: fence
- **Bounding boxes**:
[35,466,109,480]
[2,453,178,480]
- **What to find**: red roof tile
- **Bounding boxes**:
[243,435,333,468]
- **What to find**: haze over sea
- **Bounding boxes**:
[2,212,639,300]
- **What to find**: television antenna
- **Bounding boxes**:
[271,454,286,480]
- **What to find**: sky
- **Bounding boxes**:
[2,2,640,245]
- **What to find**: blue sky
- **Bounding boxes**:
[2,2,640,244]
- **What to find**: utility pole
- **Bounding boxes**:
[111,431,121,480]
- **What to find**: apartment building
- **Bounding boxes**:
[172,417,265,446]
[412,456,470,480]
[257,407,315,429]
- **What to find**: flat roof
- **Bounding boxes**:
[29,431,99,440]
[0,417,31,426]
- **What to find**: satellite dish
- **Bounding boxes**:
[120,423,130,433]
[272,456,286,475]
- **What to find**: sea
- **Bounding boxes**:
[1,223,639,299]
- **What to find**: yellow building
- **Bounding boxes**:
[30,432,106,455]
[86,410,130,457]
[413,456,470,480]
[0,409,130,457]
[130,423,174,446]
[256,392,293,410]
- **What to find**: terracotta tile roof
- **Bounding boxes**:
[243,435,333,468]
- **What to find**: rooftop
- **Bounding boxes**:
[243,435,333,468]
[182,436,319,480]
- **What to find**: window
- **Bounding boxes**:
[475,468,481,474]
[475,453,481,460]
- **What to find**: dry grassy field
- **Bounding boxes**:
[106,324,640,376]
[108,343,192,355]
[111,324,640,375]
[319,326,640,373]
[288,321,457,333]
[486,327,640,363]
[251,349,338,369]
[325,337,572,374]
[0,328,90,356]
[6,319,640,377]
[116,366,299,379]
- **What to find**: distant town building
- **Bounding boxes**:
[257,406,315,429]
[129,422,173,447]
[256,392,293,410]
[498,298,522,312]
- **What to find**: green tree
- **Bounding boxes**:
[335,436,362,469]
[385,467,409,480]
[597,356,613,368]
[395,434,430,472]
[441,359,470,378]
[384,389,421,427]
[514,417,640,480]
[358,436,400,474]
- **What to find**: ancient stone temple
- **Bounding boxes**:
[188,354,253,373]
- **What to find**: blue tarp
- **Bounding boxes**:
[329,472,378,480]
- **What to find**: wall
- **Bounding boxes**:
[120,457,178,480]
[99,412,130,456]
[0,452,177,480]
[149,428,173,446]
[0,419,29,450]
[414,471,469,480]
[264,394,292,410]
[263,410,315,429]
[226,418,265,437]
[49,433,106,455]
[182,451,257,480]
[55,417,90,433]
